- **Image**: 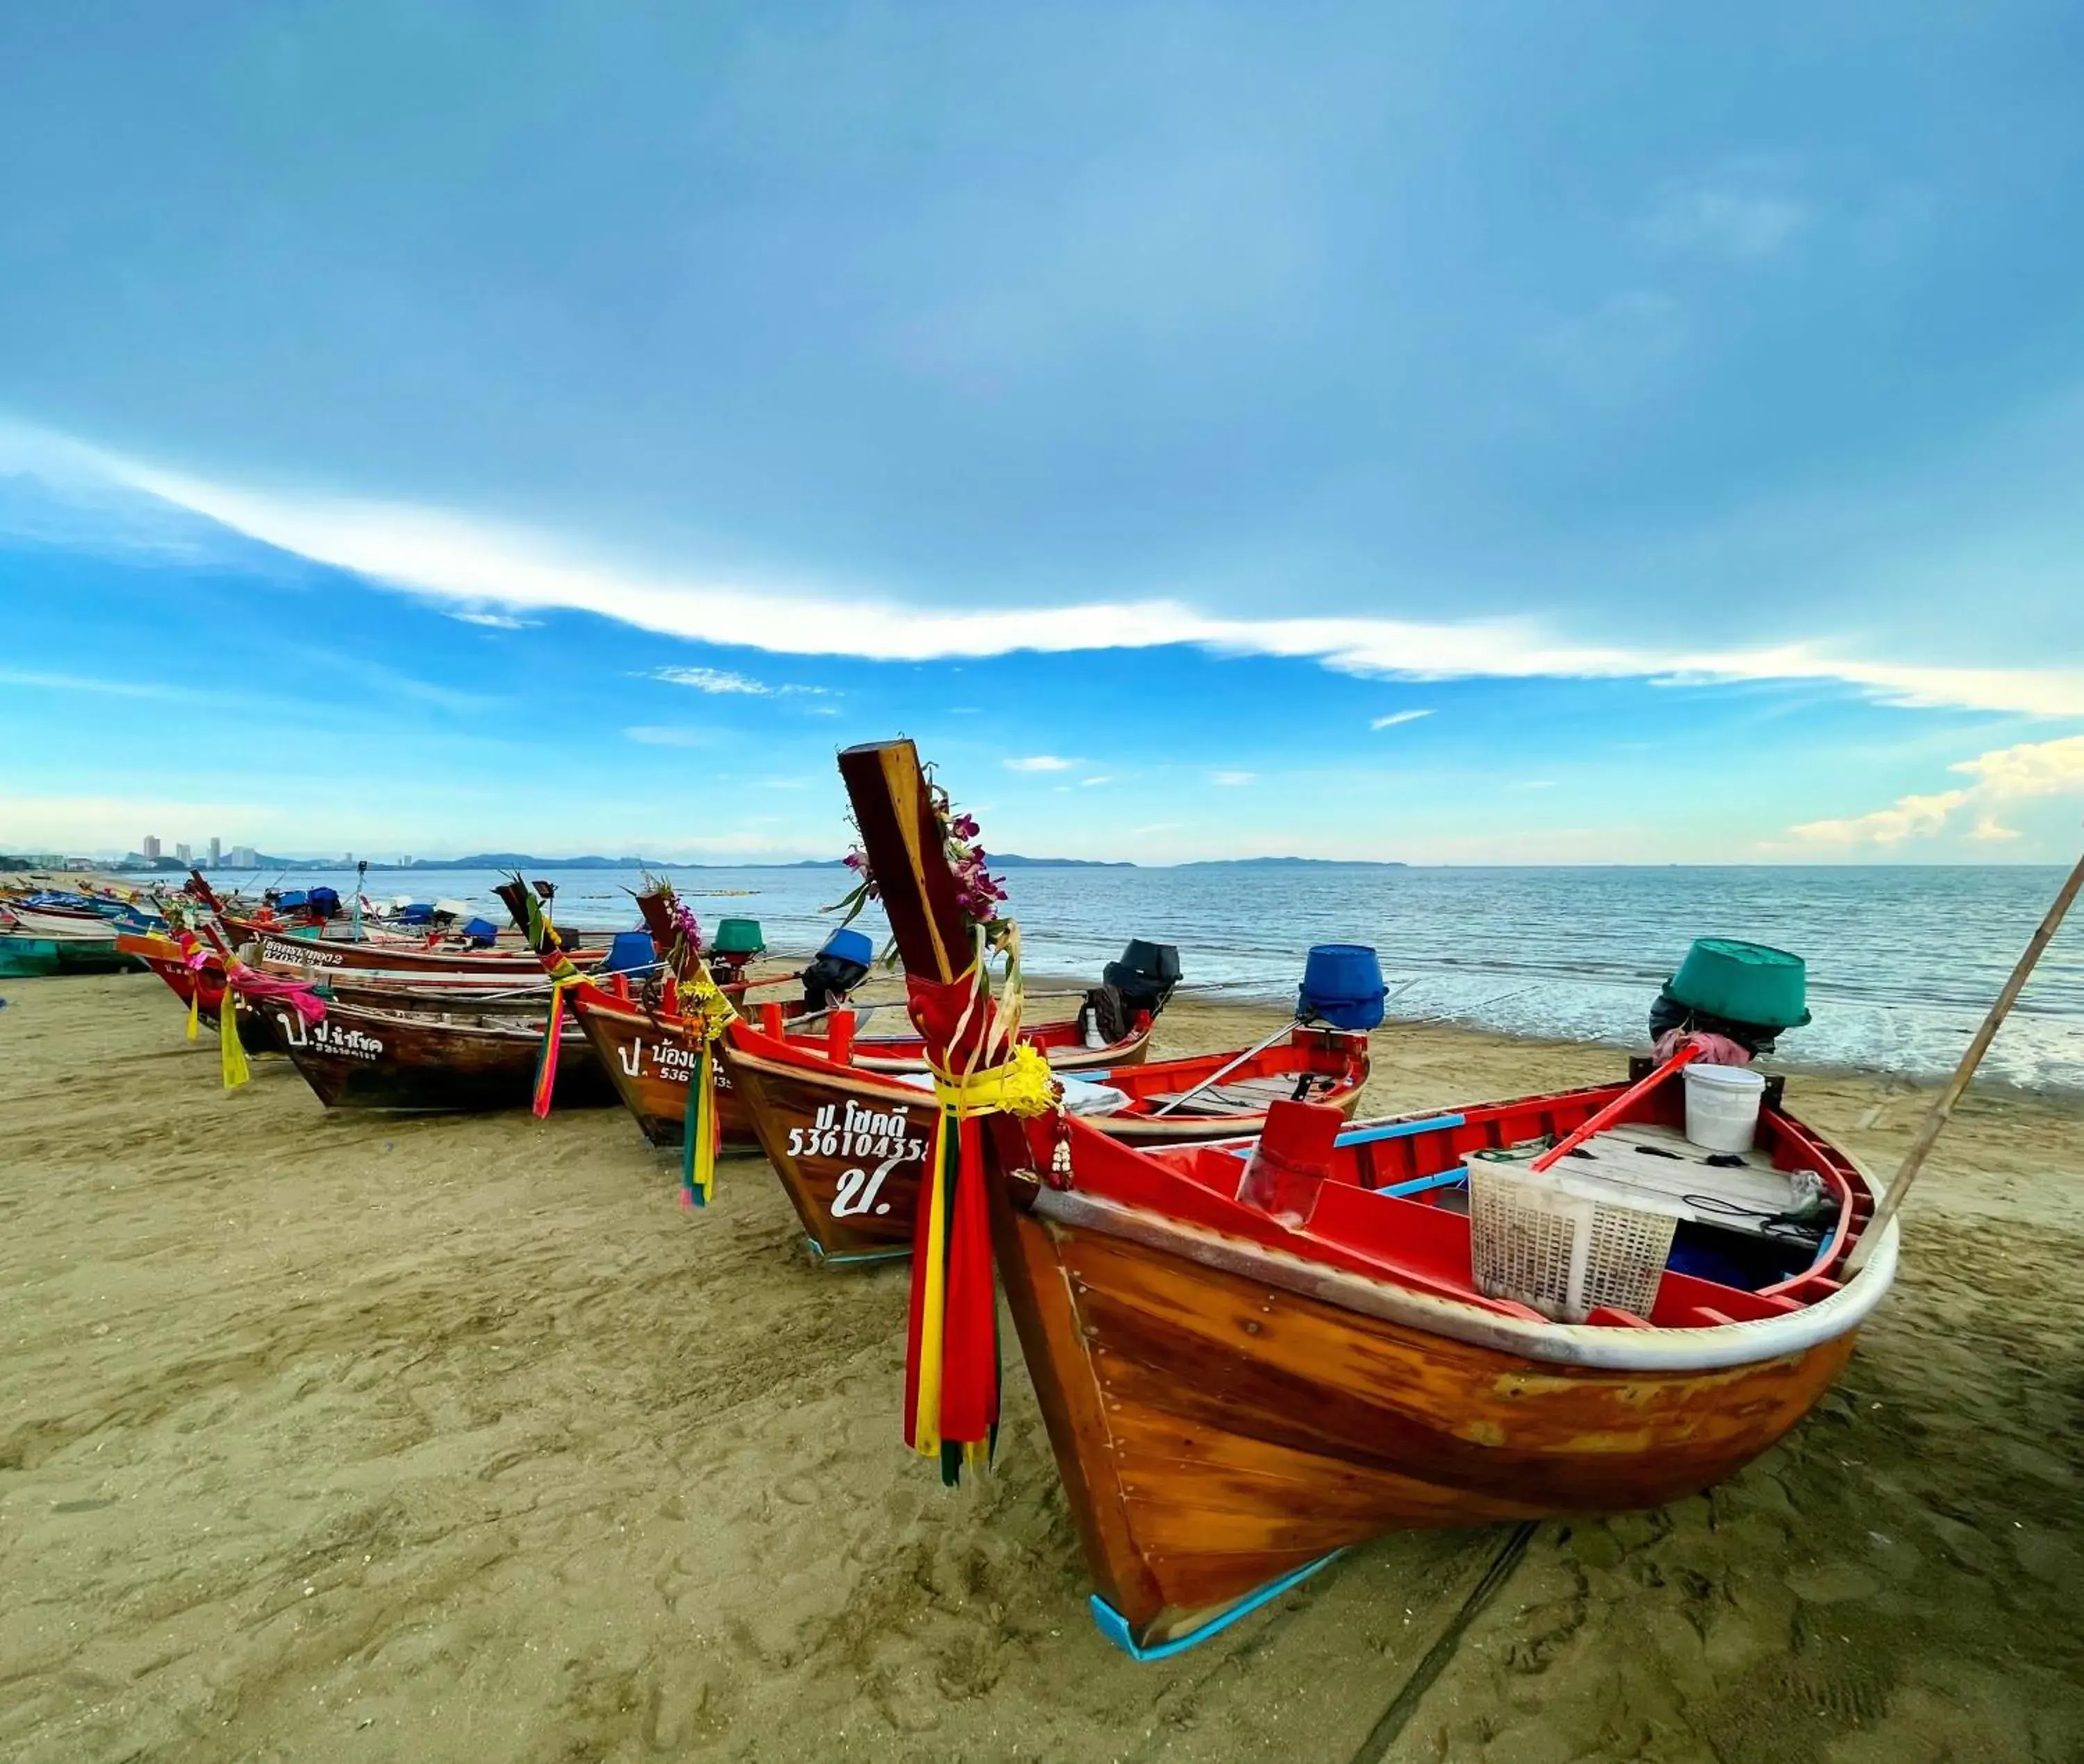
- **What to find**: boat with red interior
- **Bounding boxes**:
[834,736,1899,1660]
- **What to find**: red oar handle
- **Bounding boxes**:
[1529,1042,1703,1172]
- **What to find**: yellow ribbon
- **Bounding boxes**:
[220,972,251,1090]
[679,958,739,1208]
[909,1042,1059,1459]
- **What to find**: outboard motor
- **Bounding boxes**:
[1103,940,1181,1020]
[709,916,766,984]
[308,885,341,922]
[1648,937,1809,1057]
[1083,940,1183,1047]
[458,916,501,949]
[802,926,874,1012]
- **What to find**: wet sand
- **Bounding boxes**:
[2,972,2081,1763]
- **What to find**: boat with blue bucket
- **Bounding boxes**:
[834,737,1895,1662]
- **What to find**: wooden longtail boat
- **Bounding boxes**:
[244,929,609,979]
[116,932,285,1051]
[274,996,618,1113]
[720,1020,1368,1263]
[836,738,1899,1658]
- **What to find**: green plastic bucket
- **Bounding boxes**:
[1664,938,1810,1029]
[713,917,766,957]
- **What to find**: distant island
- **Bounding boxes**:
[987,854,1134,868]
[1175,857,1409,869]
[14,849,1406,876]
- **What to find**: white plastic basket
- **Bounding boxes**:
[1466,1149,1682,1323]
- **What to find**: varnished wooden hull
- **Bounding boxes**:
[719,1032,936,1262]
[242,928,604,979]
[562,990,756,1147]
[278,1000,615,1113]
[988,1162,1862,1649]
[718,1026,1365,1263]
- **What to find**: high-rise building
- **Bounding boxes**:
[230,844,258,868]
[176,842,192,864]
[208,836,222,867]
[344,851,354,865]
[142,834,161,860]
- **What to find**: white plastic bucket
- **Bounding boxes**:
[1683,1063,1766,1154]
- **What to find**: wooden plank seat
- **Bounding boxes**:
[1141,1074,1329,1116]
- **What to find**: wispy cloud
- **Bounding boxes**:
[652,665,826,696]
[1209,770,1256,786]
[1539,290,1689,403]
[0,668,185,700]
[1005,754,1077,772]
[1644,174,1810,263]
[1789,733,2084,845]
[1370,708,1433,730]
[624,725,717,747]
[447,608,541,630]
[1080,775,1114,787]
[18,427,2084,720]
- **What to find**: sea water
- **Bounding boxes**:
[245,863,2084,1092]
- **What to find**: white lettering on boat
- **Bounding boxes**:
[262,938,342,967]
[785,1099,928,1214]
[308,1020,383,1060]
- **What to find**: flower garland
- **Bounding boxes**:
[826,771,1019,1024]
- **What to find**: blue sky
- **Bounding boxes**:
[1,3,2081,863]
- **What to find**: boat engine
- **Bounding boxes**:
[802,925,874,1011]
[1649,938,1810,1058]
[1103,939,1181,1020]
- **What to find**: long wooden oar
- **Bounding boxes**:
[1150,1019,1300,1116]
[1530,1042,1701,1172]
[1846,840,2084,1273]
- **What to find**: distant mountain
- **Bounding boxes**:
[436,852,638,869]
[1176,856,1407,868]
[988,854,1136,868]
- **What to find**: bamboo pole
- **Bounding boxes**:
[1846,841,2084,1272]
[1149,1018,1298,1116]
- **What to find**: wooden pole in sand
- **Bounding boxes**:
[1846,840,2084,1272]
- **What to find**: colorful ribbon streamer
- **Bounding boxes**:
[904,1040,1057,1484]
[677,962,738,1208]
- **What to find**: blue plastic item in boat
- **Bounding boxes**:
[605,929,657,974]
[820,926,875,967]
[1297,944,1386,1030]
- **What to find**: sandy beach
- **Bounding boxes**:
[3,971,2081,1763]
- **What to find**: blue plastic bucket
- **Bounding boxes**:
[820,926,875,967]
[604,929,658,974]
[1297,944,1386,1030]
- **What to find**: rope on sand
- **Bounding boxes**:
[1346,1520,1540,1764]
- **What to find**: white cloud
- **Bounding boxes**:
[1370,709,1433,729]
[1789,733,2084,845]
[1643,181,1810,263]
[1210,770,1256,786]
[13,425,2084,720]
[652,665,827,696]
[1080,775,1114,787]
[1004,755,1076,772]
[0,668,186,700]
[624,726,716,747]
[448,609,540,630]
[654,665,772,694]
